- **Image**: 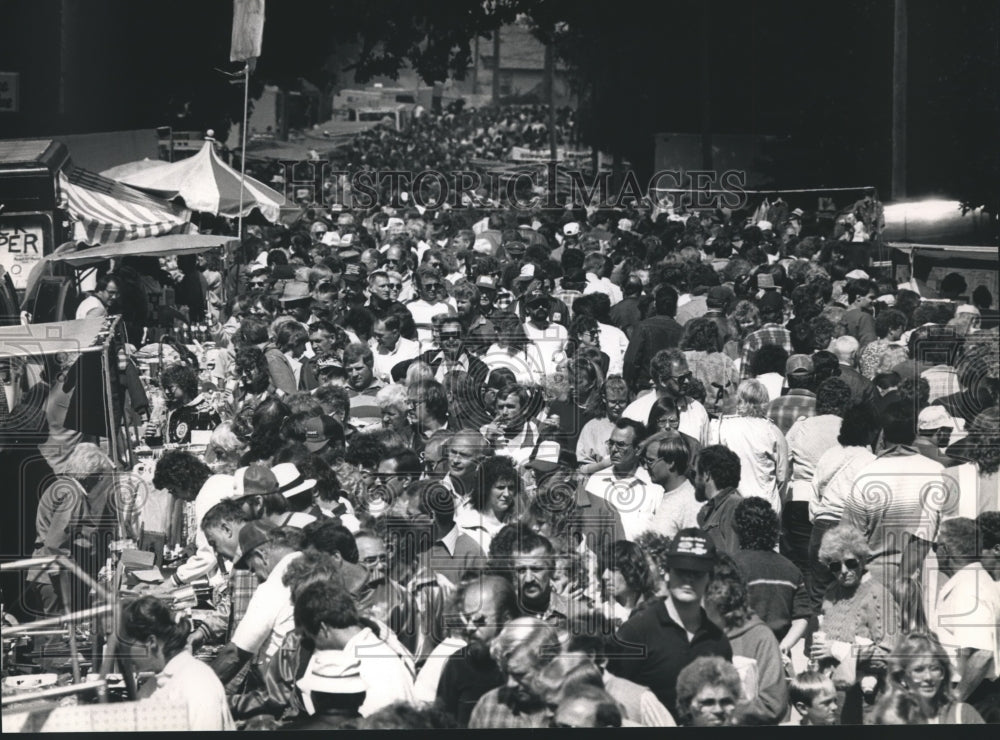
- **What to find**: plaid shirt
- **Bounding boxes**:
[740,324,793,379]
[468,687,549,729]
[766,389,817,436]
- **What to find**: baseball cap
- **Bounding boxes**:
[918,405,954,431]
[786,354,814,375]
[504,240,527,255]
[234,519,277,567]
[563,222,581,237]
[667,529,717,573]
[790,208,805,219]
[342,263,366,283]
[301,414,343,452]
[297,652,366,696]
[475,275,497,291]
[278,281,311,303]
[845,269,871,280]
[316,356,346,376]
[339,247,361,262]
[525,289,550,307]
[237,463,279,499]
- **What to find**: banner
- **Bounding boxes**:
[230,0,265,62]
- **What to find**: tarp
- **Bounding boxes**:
[59,167,194,245]
[44,234,238,268]
[116,140,286,222]
[0,316,110,358]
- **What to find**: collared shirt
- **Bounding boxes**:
[929,562,1000,680]
[922,364,961,403]
[232,551,301,666]
[137,650,235,730]
[407,298,455,342]
[767,389,817,436]
[606,596,732,720]
[576,416,616,465]
[707,415,789,513]
[584,466,665,541]
[428,524,486,587]
[697,487,744,556]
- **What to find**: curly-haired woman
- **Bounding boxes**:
[811,523,901,724]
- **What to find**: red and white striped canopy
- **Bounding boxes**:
[116,140,286,222]
[59,167,194,245]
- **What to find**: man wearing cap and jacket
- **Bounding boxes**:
[606,528,732,721]
[210,521,303,688]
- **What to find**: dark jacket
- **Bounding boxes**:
[622,315,683,392]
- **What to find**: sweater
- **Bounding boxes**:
[726,615,789,725]
[819,575,899,687]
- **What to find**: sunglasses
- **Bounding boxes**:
[387,283,402,290]
[828,558,860,573]
[361,553,388,566]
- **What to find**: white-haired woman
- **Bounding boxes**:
[812,523,900,724]
[25,442,115,617]
[375,383,423,453]
[205,421,246,474]
[707,379,789,513]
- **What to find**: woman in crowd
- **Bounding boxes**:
[375,383,423,453]
[457,455,523,554]
[674,656,743,727]
[707,379,789,513]
[884,631,984,724]
[808,404,880,611]
[120,595,234,730]
[813,523,900,724]
[598,540,658,626]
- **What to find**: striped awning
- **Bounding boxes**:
[59,166,194,245]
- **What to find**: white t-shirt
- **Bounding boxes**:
[482,343,548,385]
[232,551,300,664]
[75,294,106,319]
[370,337,420,384]
[644,479,704,541]
[928,562,1000,681]
[522,321,569,376]
[137,650,235,730]
[597,322,629,377]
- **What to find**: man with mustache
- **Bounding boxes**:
[605,529,732,723]
[468,617,562,728]
[510,530,574,628]
[435,576,519,727]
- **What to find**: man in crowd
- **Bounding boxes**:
[343,342,384,430]
[622,284,682,392]
[606,529,732,721]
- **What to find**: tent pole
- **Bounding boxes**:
[237,62,250,243]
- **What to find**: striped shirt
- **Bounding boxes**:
[347,380,384,431]
[740,324,793,379]
[841,446,950,556]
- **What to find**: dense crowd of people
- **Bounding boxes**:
[9,104,1000,731]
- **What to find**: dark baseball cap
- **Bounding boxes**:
[302,414,344,452]
[666,528,717,573]
[234,519,277,567]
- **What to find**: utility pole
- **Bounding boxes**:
[472,36,479,96]
[492,31,501,103]
[545,41,557,162]
[891,0,908,200]
[700,2,713,171]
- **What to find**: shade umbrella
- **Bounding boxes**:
[100,158,164,181]
[115,139,286,222]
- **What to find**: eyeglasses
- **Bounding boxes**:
[606,439,633,451]
[361,553,388,566]
[828,558,860,573]
[439,332,462,341]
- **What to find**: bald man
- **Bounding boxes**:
[831,335,877,407]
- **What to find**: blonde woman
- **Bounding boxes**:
[707,379,789,513]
